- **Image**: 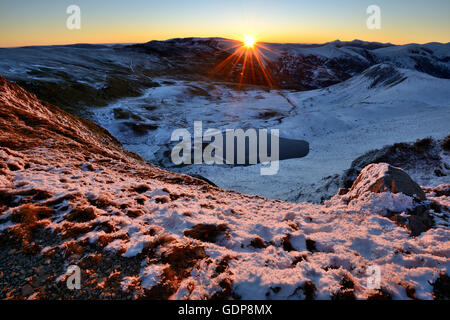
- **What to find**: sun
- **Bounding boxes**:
[243,35,256,48]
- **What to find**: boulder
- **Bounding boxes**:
[348,163,426,200]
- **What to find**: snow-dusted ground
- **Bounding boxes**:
[3,155,449,299]
[0,75,449,300]
[91,65,450,202]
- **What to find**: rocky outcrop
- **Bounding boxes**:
[363,64,407,88]
[335,163,444,236]
[341,137,446,190]
[313,136,449,205]
[347,163,426,201]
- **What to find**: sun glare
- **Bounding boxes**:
[243,35,255,48]
[209,35,278,89]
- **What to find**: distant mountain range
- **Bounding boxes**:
[127,38,450,89]
[0,38,449,110]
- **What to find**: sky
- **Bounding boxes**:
[0,0,449,47]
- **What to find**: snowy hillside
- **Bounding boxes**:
[372,43,450,78]
[0,77,449,300]
[87,63,449,202]
[0,38,449,110]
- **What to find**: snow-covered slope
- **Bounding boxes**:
[0,76,449,300]
[372,43,450,78]
[124,64,448,202]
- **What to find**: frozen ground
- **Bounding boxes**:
[90,64,450,202]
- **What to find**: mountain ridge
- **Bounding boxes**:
[0,38,449,111]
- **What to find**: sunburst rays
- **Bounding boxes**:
[208,38,280,89]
